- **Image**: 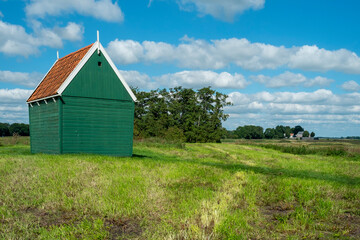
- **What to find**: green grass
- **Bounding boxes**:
[231,138,360,158]
[0,137,359,239]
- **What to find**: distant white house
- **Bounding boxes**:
[296,131,304,138]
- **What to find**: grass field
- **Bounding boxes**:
[0,137,359,239]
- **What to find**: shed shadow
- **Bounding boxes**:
[132,154,150,159]
[131,149,360,186]
[200,161,360,186]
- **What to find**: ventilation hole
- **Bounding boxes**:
[98,61,102,67]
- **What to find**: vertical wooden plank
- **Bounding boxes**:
[62,51,133,101]
[29,100,60,154]
[28,104,33,153]
[59,97,63,154]
[60,49,135,156]
[62,96,134,156]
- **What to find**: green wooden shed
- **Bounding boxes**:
[26,38,137,156]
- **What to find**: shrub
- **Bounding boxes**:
[163,127,186,143]
[11,132,20,145]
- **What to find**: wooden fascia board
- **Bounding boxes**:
[27,94,60,104]
[57,43,98,95]
[99,43,137,102]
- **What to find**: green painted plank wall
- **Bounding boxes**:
[61,96,134,156]
[62,50,132,101]
[29,48,135,156]
[29,99,60,154]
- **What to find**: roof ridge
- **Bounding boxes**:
[59,43,94,61]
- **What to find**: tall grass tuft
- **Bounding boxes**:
[135,137,186,149]
[258,144,353,157]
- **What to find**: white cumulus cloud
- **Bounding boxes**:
[341,80,360,92]
[107,40,144,64]
[0,88,33,103]
[177,0,265,21]
[53,22,84,42]
[0,71,43,88]
[0,20,39,56]
[117,70,249,89]
[107,37,360,74]
[0,20,83,57]
[304,76,334,87]
[0,88,33,123]
[229,89,337,106]
[251,71,333,88]
[0,104,29,123]
[289,45,360,74]
[155,71,249,89]
[26,0,124,22]
[118,70,157,90]
[224,89,360,136]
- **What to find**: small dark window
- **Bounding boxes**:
[98,61,102,67]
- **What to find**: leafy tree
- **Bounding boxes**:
[252,126,264,139]
[303,131,310,137]
[0,123,10,136]
[310,132,315,137]
[293,125,304,135]
[284,126,291,138]
[234,126,244,139]
[9,123,29,136]
[224,130,237,139]
[275,125,284,138]
[132,86,231,143]
[235,125,263,139]
[264,128,276,139]
[270,125,292,138]
[205,89,231,142]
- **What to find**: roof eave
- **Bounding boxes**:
[27,94,60,104]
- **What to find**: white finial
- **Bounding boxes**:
[97,30,100,55]
[57,51,59,60]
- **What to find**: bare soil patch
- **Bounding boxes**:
[336,212,360,238]
[104,217,142,240]
[23,207,80,228]
[261,204,294,222]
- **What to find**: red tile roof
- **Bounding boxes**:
[27,43,94,102]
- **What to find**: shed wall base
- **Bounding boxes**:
[61,96,134,156]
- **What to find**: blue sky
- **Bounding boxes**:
[1,0,360,137]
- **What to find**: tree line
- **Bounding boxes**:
[0,123,29,136]
[132,86,231,143]
[225,125,315,139]
[0,87,321,142]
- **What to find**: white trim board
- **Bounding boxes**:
[56,43,98,95]
[27,94,60,104]
[99,43,137,102]
[57,41,137,102]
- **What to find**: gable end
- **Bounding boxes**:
[57,42,137,102]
